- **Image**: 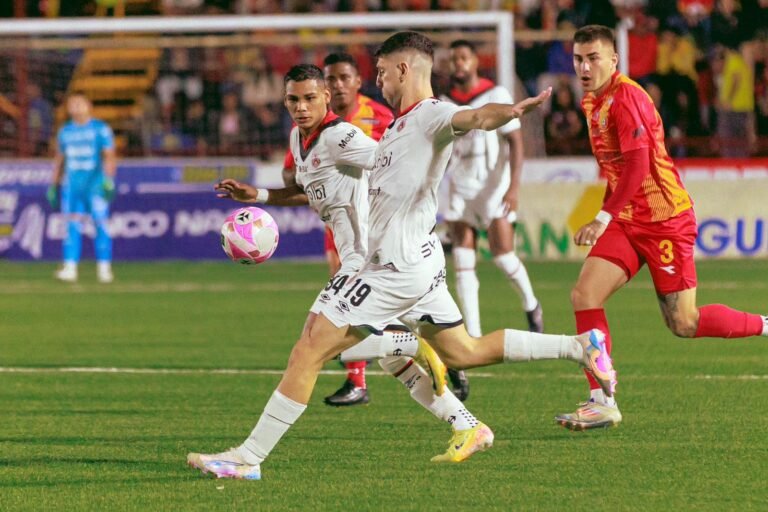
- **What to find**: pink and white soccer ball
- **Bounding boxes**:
[221,207,279,264]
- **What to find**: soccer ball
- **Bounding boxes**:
[220,207,279,264]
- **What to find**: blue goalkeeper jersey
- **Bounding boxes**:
[58,118,114,190]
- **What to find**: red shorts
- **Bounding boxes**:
[589,209,698,295]
[324,227,337,255]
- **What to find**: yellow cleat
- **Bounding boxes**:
[431,422,494,463]
[413,337,447,396]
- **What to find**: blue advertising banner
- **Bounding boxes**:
[0,191,324,261]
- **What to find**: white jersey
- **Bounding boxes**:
[367,99,469,269]
[289,118,377,272]
[442,84,520,195]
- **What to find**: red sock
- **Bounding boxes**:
[346,361,367,388]
[694,304,763,338]
[575,308,611,391]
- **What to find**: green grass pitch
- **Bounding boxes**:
[0,259,766,511]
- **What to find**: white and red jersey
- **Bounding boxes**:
[367,99,468,269]
[442,79,520,195]
[288,112,377,272]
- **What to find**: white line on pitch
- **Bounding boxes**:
[0,280,766,295]
[0,367,766,381]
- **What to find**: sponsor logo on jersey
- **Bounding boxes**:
[338,129,357,149]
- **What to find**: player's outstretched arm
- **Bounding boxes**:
[451,87,552,132]
[215,179,309,207]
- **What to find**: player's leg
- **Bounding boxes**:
[645,212,766,339]
[56,184,83,282]
[90,193,113,283]
[378,354,492,462]
[188,312,365,480]
[322,228,370,406]
[487,216,543,333]
[447,220,476,401]
[556,255,629,430]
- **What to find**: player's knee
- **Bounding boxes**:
[570,285,590,309]
[666,316,698,338]
[287,335,325,369]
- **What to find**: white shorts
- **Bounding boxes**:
[444,181,517,230]
[312,235,463,334]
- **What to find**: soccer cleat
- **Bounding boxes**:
[97,267,114,284]
[555,401,623,431]
[413,337,447,396]
[54,266,77,283]
[324,379,370,407]
[431,422,494,463]
[447,368,470,402]
[525,302,544,333]
[187,449,261,480]
[576,329,616,397]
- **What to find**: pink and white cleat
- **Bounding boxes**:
[187,449,261,480]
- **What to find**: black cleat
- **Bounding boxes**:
[324,379,370,407]
[447,369,470,402]
[526,302,544,333]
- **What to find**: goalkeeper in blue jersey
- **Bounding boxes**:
[48,92,117,283]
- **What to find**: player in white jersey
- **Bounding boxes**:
[189,64,492,480]
[188,35,617,481]
[440,39,544,401]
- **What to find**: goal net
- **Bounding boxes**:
[0,12,515,160]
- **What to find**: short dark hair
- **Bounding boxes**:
[284,64,325,85]
[573,25,616,51]
[449,39,476,53]
[323,52,359,72]
[375,31,434,60]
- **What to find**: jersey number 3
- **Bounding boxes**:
[659,240,674,264]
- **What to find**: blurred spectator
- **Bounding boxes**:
[184,99,210,155]
[628,12,659,85]
[544,80,586,155]
[235,48,283,109]
[713,44,756,156]
[156,48,204,125]
[711,0,747,49]
[215,91,248,153]
[515,9,549,98]
[755,61,768,136]
[27,83,53,156]
[656,27,698,82]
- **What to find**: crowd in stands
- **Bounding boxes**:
[2,0,768,159]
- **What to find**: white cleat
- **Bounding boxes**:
[187,449,261,480]
[97,268,114,284]
[54,266,78,283]
[555,401,623,431]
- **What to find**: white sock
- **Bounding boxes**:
[453,247,482,337]
[494,252,538,312]
[590,388,617,408]
[761,316,768,336]
[340,330,419,361]
[503,329,583,362]
[97,261,111,273]
[237,390,307,465]
[379,356,479,431]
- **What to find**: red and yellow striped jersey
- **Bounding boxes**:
[582,72,693,223]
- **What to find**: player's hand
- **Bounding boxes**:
[215,179,258,203]
[574,220,607,247]
[46,185,59,209]
[511,87,552,118]
[501,186,519,217]
[102,177,116,202]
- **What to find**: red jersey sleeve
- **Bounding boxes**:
[370,101,394,141]
[611,87,653,154]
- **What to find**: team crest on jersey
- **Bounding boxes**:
[312,155,321,168]
[397,119,407,132]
